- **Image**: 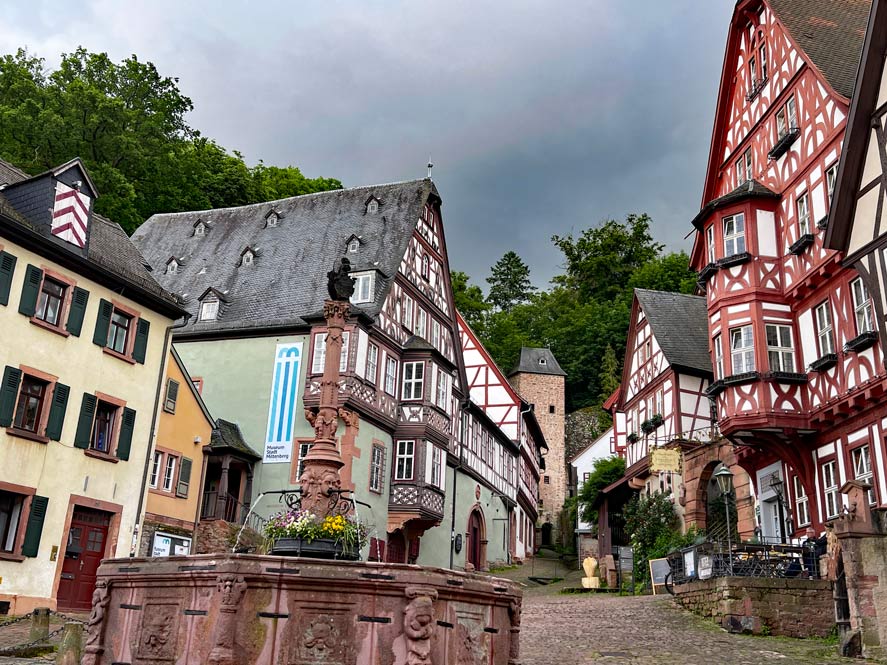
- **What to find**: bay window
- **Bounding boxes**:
[384,357,398,396]
[730,325,755,374]
[765,324,794,372]
[366,344,379,384]
[713,333,724,380]
[723,214,746,256]
[402,361,425,401]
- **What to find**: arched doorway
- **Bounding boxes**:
[705,464,738,542]
[386,530,407,564]
[541,522,553,547]
[466,508,486,570]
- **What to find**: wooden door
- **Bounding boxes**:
[57,508,111,611]
[468,511,481,569]
[386,531,406,564]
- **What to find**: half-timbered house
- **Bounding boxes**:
[689,0,884,541]
[133,179,547,570]
[0,158,183,613]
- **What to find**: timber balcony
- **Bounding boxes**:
[304,374,400,428]
[388,482,446,521]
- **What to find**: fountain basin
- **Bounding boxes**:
[82,553,522,664]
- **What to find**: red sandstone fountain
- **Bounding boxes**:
[80,259,523,665]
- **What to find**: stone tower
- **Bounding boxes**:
[508,347,566,548]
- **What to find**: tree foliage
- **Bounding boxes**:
[624,492,698,587]
[486,251,536,312]
[451,270,490,333]
[578,456,627,527]
[0,48,341,232]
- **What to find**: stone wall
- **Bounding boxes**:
[82,553,522,665]
[194,519,264,554]
[509,372,566,544]
[674,577,834,638]
[578,534,599,562]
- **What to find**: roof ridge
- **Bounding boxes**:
[635,288,705,300]
[143,177,432,222]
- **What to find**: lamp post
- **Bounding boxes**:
[714,465,735,575]
[769,474,787,544]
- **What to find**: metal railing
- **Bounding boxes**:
[201,491,266,532]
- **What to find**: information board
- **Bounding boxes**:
[649,557,670,595]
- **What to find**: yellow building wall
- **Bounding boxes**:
[144,350,213,526]
[0,237,173,611]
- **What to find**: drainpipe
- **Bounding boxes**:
[449,401,469,570]
[131,314,190,557]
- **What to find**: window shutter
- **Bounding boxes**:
[176,457,192,498]
[0,251,16,306]
[65,287,90,336]
[0,366,22,428]
[21,495,48,557]
[45,383,70,441]
[116,407,136,461]
[73,393,97,449]
[93,299,113,347]
[18,265,43,317]
[132,319,150,364]
[165,379,179,412]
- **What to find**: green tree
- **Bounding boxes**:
[451,270,491,332]
[598,344,621,402]
[486,251,536,312]
[624,492,697,586]
[578,456,627,527]
[627,251,697,295]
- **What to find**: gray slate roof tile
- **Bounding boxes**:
[508,347,566,377]
[634,289,712,377]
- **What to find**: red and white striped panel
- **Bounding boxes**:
[51,182,90,248]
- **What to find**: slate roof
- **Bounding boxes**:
[634,289,712,377]
[508,347,567,377]
[0,157,178,307]
[210,419,261,460]
[769,0,871,99]
[132,179,437,335]
[692,179,780,229]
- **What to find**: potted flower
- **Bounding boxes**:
[264,509,367,560]
[641,419,654,434]
[627,432,640,444]
[651,413,664,428]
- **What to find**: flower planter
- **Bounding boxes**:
[270,537,360,560]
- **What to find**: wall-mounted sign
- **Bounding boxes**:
[263,343,304,463]
[152,532,192,558]
[454,534,463,554]
[698,554,713,580]
[650,448,682,473]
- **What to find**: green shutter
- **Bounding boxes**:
[165,379,179,413]
[65,287,89,336]
[44,383,70,441]
[176,457,192,498]
[92,299,113,347]
[116,407,136,461]
[0,366,22,428]
[132,319,150,364]
[18,265,43,317]
[73,393,97,449]
[0,251,17,306]
[21,495,48,557]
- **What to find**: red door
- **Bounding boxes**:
[57,508,111,611]
[386,531,406,564]
[468,511,482,569]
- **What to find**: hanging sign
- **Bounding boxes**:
[650,448,682,473]
[263,342,303,463]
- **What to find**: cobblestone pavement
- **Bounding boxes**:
[0,613,82,665]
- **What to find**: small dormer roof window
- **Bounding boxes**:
[240,246,258,266]
[194,220,208,237]
[199,298,219,322]
[539,358,547,366]
[166,257,182,274]
[365,196,382,215]
[348,239,360,253]
[265,209,282,228]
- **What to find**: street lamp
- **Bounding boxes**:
[769,475,787,544]
[714,465,735,575]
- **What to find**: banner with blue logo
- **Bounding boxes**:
[263,342,303,463]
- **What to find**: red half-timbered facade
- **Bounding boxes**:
[690,0,882,540]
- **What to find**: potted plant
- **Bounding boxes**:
[627,432,640,444]
[264,509,367,560]
[651,413,664,428]
[641,419,654,434]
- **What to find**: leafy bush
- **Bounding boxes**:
[578,456,627,528]
[624,492,700,586]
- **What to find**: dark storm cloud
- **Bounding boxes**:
[0,0,734,286]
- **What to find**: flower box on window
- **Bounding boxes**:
[809,353,838,372]
[844,331,878,353]
[718,252,751,269]
[767,127,800,160]
[651,413,664,428]
[705,380,725,396]
[627,432,640,444]
[788,233,814,255]
[722,371,761,387]
[767,371,808,384]
[641,419,654,434]
[698,262,719,283]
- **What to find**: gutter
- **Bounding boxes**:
[130,314,191,556]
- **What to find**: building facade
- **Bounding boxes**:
[570,426,615,560]
[0,158,182,612]
[132,179,547,570]
[689,0,883,541]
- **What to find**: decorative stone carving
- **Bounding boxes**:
[338,406,359,430]
[455,623,484,665]
[327,257,355,301]
[581,557,601,589]
[392,587,437,665]
[137,603,179,661]
[508,598,522,665]
[208,575,248,665]
[81,579,110,665]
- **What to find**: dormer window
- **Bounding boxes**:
[199,298,219,322]
[166,258,180,275]
[194,221,207,237]
[241,248,255,266]
[348,239,360,253]
[367,200,378,214]
[539,358,547,366]
[265,210,280,228]
[351,272,375,304]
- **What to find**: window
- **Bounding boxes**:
[544,476,550,484]
[431,445,441,487]
[421,255,430,280]
[242,250,254,266]
[402,361,425,400]
[776,96,798,138]
[199,298,219,322]
[402,295,414,329]
[367,200,378,214]
[295,442,311,481]
[348,239,359,253]
[312,332,350,373]
[706,226,716,263]
[796,192,810,236]
[431,320,440,349]
[723,214,746,256]
[395,440,415,480]
[730,325,755,374]
[852,446,876,505]
[370,444,385,493]
[150,451,162,488]
[266,212,279,228]
[162,454,178,492]
[852,278,875,334]
[713,333,724,380]
[366,344,379,384]
[759,41,767,81]
[823,461,839,519]
[735,149,752,185]
[748,55,757,88]
[793,476,810,527]
[35,278,66,327]
[583,472,591,484]
[435,369,449,409]
[414,307,427,338]
[765,324,794,372]
[90,401,118,453]
[108,310,132,354]
[814,301,835,356]
[194,222,206,237]
[826,163,838,205]
[351,273,374,304]
[0,490,25,553]
[163,379,179,413]
[385,357,398,396]
[549,405,556,414]
[13,376,48,433]
[167,260,178,275]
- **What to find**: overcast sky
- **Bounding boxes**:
[0,1,734,288]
